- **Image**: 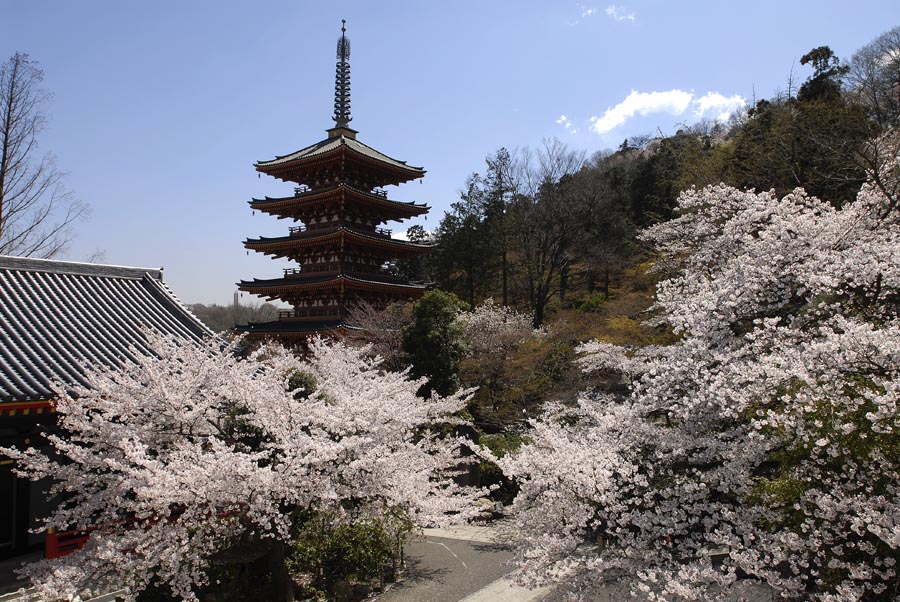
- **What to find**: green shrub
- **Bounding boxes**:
[536,341,574,383]
[290,510,411,595]
[479,433,526,506]
[576,292,607,313]
[287,369,318,401]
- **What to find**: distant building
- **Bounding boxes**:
[0,255,212,559]
[239,21,432,343]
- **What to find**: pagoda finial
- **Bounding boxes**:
[333,19,352,128]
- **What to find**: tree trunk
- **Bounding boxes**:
[559,263,568,302]
[0,54,19,241]
[501,247,508,306]
[266,539,294,602]
[532,302,545,328]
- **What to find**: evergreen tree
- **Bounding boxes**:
[402,290,466,397]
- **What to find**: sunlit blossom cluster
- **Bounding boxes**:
[456,298,541,355]
[498,134,900,600]
[2,335,483,601]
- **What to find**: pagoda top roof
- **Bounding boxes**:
[256,134,425,179]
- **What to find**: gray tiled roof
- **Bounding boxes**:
[0,255,214,402]
[256,135,425,175]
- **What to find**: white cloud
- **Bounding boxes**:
[590,90,693,134]
[589,89,747,135]
[693,92,746,121]
[605,4,636,22]
[569,3,598,25]
[556,114,579,135]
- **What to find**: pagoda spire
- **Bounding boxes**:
[332,19,352,128]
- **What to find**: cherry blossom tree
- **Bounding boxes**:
[456,298,540,358]
[497,133,900,601]
[2,334,482,602]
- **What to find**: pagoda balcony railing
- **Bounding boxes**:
[284,264,396,278]
[302,263,340,274]
[283,264,349,276]
[294,185,310,195]
[372,188,388,198]
[288,225,391,238]
[278,308,340,320]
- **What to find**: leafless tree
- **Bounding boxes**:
[506,139,585,326]
[342,300,413,370]
[0,52,88,257]
[189,300,279,333]
[848,26,900,129]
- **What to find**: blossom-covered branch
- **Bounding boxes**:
[498,133,900,600]
[2,334,483,601]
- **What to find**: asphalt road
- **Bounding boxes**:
[374,534,516,602]
[374,524,774,602]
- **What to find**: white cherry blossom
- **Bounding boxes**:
[498,133,900,601]
[3,334,483,601]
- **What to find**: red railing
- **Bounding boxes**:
[45,527,93,559]
[44,505,243,560]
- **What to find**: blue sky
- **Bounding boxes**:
[2,1,897,305]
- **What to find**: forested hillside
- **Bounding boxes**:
[410,31,899,330]
[361,29,900,443]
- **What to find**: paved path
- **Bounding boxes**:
[380,525,774,602]
[0,587,126,602]
[375,524,552,602]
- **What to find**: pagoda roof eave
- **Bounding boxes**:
[238,273,427,296]
[243,228,434,251]
[248,184,429,215]
[236,321,351,342]
[255,135,425,180]
[237,320,345,334]
[239,273,427,289]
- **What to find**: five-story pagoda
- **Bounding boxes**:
[239,21,431,342]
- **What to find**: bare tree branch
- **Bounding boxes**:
[0,52,88,258]
[341,300,412,371]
